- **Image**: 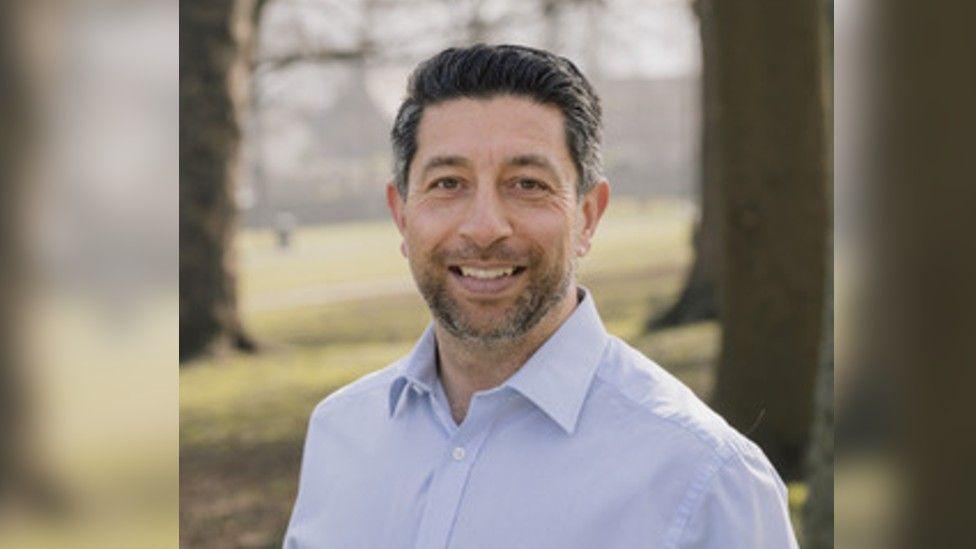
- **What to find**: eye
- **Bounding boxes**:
[515,178,547,192]
[431,177,461,190]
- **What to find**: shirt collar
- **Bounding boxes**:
[389,288,610,435]
[503,288,609,434]
[388,323,439,417]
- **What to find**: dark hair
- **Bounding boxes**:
[390,44,603,198]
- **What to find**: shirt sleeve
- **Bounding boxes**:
[673,445,799,549]
[282,403,330,549]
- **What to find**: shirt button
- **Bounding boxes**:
[452,446,466,461]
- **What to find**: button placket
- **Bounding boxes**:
[413,393,509,549]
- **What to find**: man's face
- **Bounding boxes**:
[388,95,608,343]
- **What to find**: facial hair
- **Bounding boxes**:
[412,240,576,345]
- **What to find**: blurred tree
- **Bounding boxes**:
[709,0,829,479]
[804,1,833,544]
[180,0,269,362]
[182,0,397,363]
[804,269,833,549]
[541,0,566,51]
[0,2,64,512]
[647,0,719,331]
[465,0,490,43]
[0,2,30,498]
[539,0,605,54]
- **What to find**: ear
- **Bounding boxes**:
[576,180,610,257]
[387,182,406,235]
[386,182,409,257]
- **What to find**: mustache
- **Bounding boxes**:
[432,242,533,264]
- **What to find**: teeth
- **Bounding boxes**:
[459,266,515,279]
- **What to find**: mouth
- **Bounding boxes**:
[449,265,526,278]
[447,264,527,295]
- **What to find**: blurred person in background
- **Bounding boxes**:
[284,44,797,548]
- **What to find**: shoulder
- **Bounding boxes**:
[307,359,405,425]
[668,432,796,547]
[590,337,794,547]
[592,335,756,461]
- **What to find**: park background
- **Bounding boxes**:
[181,0,833,547]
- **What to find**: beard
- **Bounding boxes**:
[411,240,575,345]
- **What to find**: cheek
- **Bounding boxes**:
[404,207,457,253]
[514,216,576,254]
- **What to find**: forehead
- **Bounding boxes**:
[412,95,574,175]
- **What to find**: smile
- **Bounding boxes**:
[454,266,524,279]
[447,264,527,295]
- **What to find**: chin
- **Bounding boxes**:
[455,312,521,338]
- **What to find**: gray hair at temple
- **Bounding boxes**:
[390,44,604,199]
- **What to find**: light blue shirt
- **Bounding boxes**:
[284,290,798,548]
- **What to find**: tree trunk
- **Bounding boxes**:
[803,267,833,549]
[876,3,974,546]
[648,0,720,331]
[0,3,65,512]
[0,2,32,502]
[709,0,829,480]
[179,0,265,362]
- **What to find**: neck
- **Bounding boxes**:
[434,284,580,424]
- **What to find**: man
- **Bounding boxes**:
[284,45,798,548]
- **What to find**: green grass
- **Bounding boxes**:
[238,221,409,299]
[180,198,802,547]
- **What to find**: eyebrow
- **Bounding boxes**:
[419,155,472,179]
[506,154,557,173]
[418,153,562,182]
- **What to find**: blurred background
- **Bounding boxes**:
[178,0,833,547]
[2,0,901,547]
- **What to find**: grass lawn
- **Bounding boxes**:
[180,198,804,547]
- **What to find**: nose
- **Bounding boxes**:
[457,185,513,249]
